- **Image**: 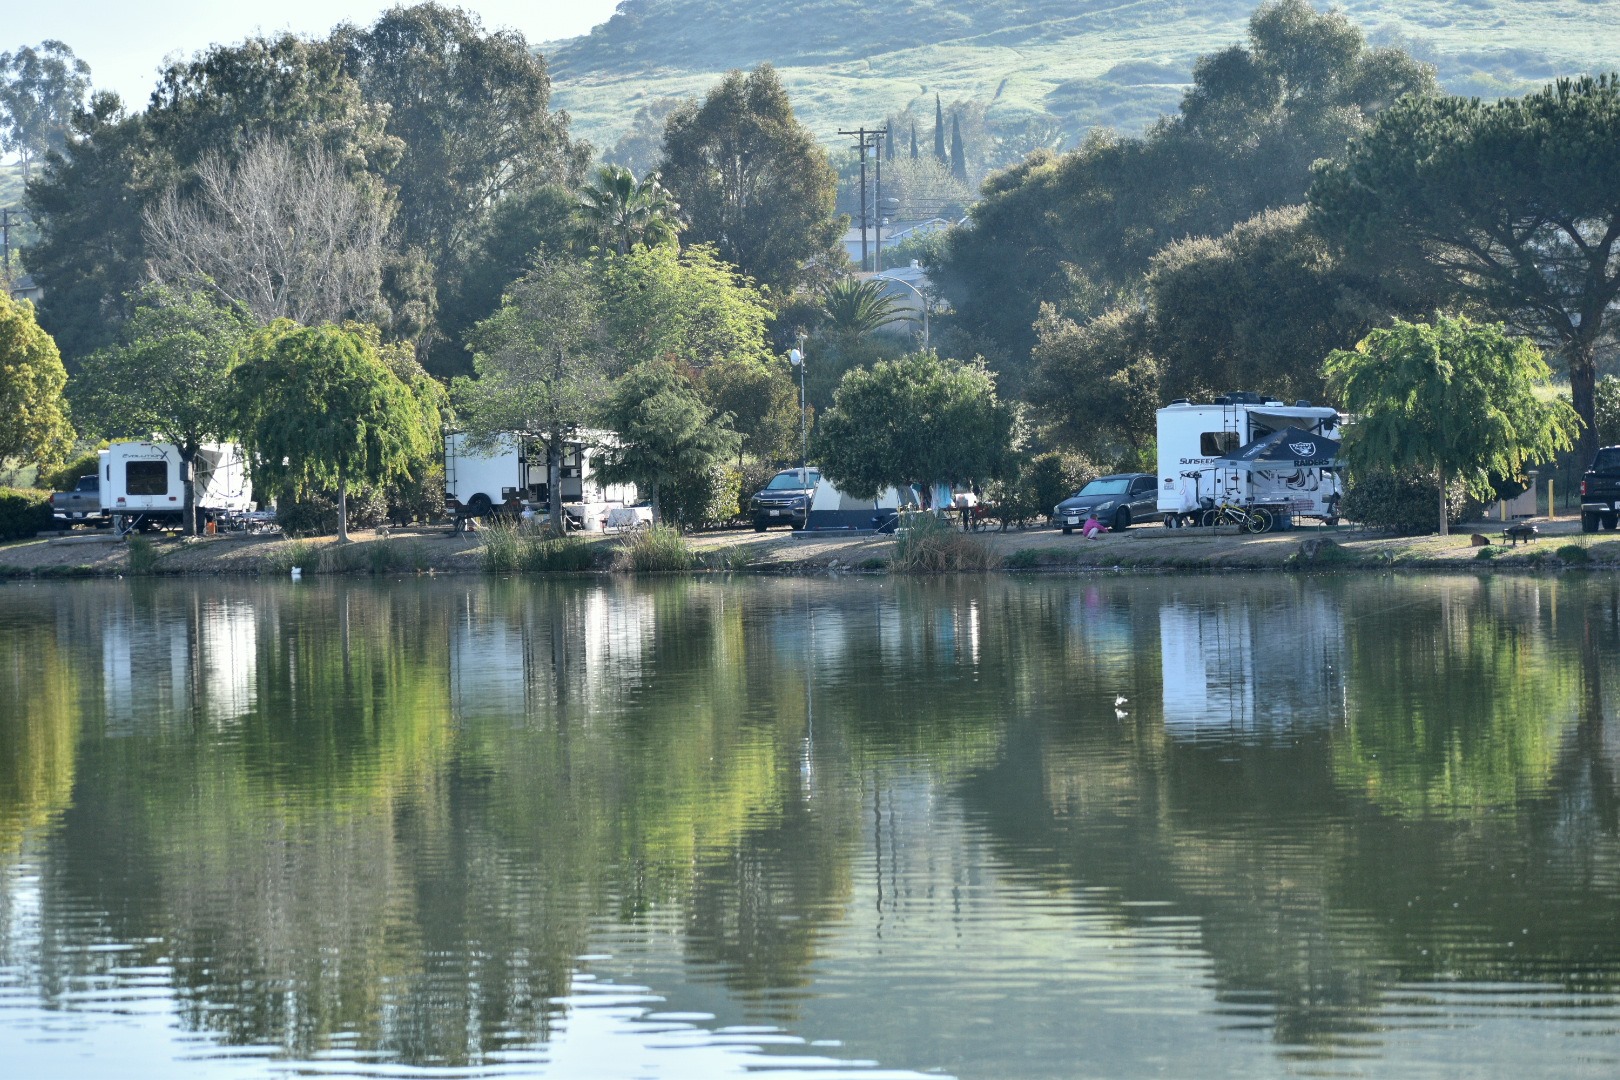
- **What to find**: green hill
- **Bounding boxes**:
[550,0,1618,160]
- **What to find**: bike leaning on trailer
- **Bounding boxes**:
[1200,498,1273,534]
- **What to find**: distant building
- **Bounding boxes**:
[7,273,43,304]
[841,217,955,269]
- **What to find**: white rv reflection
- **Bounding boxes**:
[1159,592,1345,739]
[102,598,258,731]
[450,586,653,721]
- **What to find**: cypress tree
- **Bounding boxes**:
[910,122,919,160]
[933,95,947,163]
[950,113,967,182]
[885,120,894,161]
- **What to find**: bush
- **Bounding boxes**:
[665,464,742,531]
[264,539,318,575]
[613,524,694,572]
[386,463,445,526]
[39,448,105,493]
[126,536,160,574]
[480,521,599,573]
[273,486,389,536]
[737,460,780,518]
[1557,543,1590,564]
[892,511,1001,572]
[0,487,54,540]
[1341,469,1469,535]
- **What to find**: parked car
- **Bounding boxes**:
[1581,445,1620,532]
[52,473,108,527]
[749,467,820,531]
[1055,473,1159,534]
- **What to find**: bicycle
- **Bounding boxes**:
[1200,498,1273,534]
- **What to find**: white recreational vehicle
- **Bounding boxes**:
[101,441,253,534]
[1156,394,1344,526]
[444,431,638,530]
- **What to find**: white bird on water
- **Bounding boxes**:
[1114,695,1128,707]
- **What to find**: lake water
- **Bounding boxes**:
[2,574,1619,1079]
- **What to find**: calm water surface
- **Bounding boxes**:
[2,574,1618,1078]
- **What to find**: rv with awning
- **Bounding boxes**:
[1156,394,1344,526]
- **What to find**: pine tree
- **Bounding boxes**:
[933,95,947,163]
[950,113,967,182]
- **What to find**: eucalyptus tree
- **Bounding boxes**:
[1323,315,1578,536]
[1311,74,1620,456]
[75,286,255,534]
[659,64,843,293]
[577,164,682,255]
[228,322,435,541]
[0,40,92,181]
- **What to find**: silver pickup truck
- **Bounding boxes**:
[52,474,107,526]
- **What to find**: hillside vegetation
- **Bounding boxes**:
[551,0,1619,151]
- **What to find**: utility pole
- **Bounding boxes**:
[873,127,887,272]
[838,127,883,271]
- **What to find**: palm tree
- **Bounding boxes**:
[820,277,908,337]
[577,164,682,254]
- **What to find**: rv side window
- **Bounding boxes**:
[1200,432,1239,456]
[126,461,168,496]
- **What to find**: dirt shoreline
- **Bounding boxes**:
[2,515,1613,579]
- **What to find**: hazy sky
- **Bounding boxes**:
[5,1,622,109]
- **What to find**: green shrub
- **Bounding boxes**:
[273,486,389,536]
[0,487,54,540]
[481,521,600,573]
[1341,469,1469,535]
[665,464,743,531]
[386,462,446,526]
[614,524,694,572]
[39,448,105,493]
[858,555,888,570]
[1475,545,1498,560]
[737,460,780,518]
[126,536,160,574]
[1004,548,1041,569]
[892,511,1001,572]
[264,539,318,575]
[1557,543,1590,563]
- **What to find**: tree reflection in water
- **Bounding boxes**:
[0,575,1618,1078]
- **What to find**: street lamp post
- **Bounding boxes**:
[877,274,929,348]
[789,335,808,481]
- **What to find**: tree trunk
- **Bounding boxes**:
[1569,338,1598,464]
[180,444,198,536]
[548,433,564,533]
[1437,464,1448,538]
[337,476,350,543]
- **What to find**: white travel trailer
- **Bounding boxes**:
[101,440,253,534]
[1156,394,1344,525]
[444,431,637,529]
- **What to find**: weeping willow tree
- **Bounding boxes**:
[1324,314,1579,536]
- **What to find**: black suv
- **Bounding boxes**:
[749,468,819,531]
[1054,473,1159,534]
[1581,447,1620,532]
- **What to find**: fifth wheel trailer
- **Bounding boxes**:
[444,431,637,529]
[101,441,253,534]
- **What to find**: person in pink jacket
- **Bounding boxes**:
[1082,512,1109,539]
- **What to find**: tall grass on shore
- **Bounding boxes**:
[613,524,693,572]
[480,521,598,573]
[126,536,161,575]
[891,511,1000,573]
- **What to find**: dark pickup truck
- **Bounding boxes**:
[1581,447,1620,532]
[52,474,107,526]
